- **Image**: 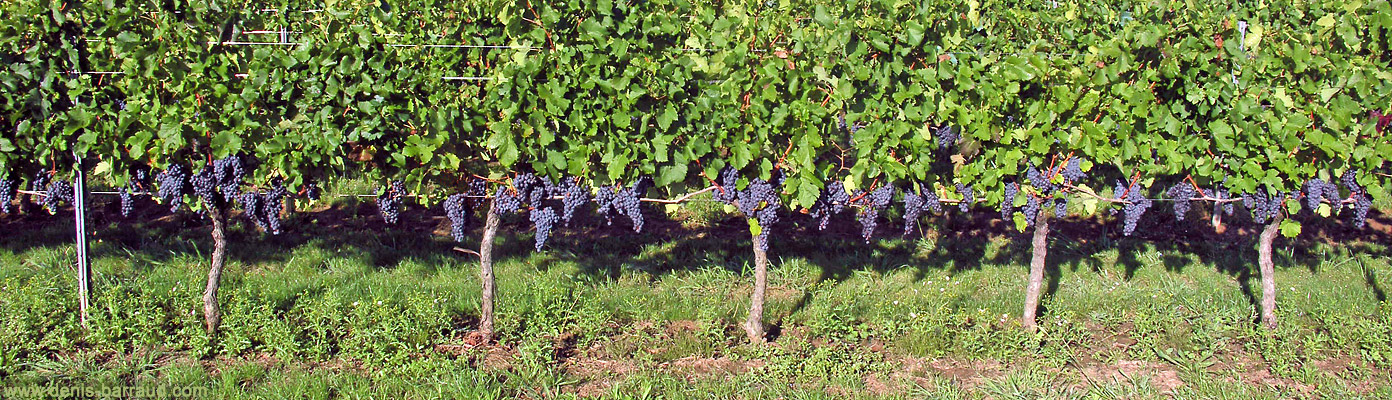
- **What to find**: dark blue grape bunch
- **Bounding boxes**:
[42,179,74,213]
[1245,188,1285,225]
[1340,170,1371,228]
[466,177,488,208]
[1026,164,1057,194]
[1213,179,1235,216]
[262,180,288,235]
[593,185,618,225]
[837,113,848,132]
[713,167,738,203]
[902,186,925,236]
[443,193,470,242]
[808,181,849,230]
[854,186,894,243]
[156,164,189,212]
[955,183,974,212]
[1302,178,1341,213]
[302,181,322,201]
[555,177,590,226]
[936,125,959,149]
[530,206,560,251]
[1022,194,1042,226]
[212,155,247,203]
[190,168,218,207]
[495,186,522,215]
[1001,182,1018,220]
[240,192,263,230]
[1054,194,1068,217]
[616,177,651,232]
[0,178,16,214]
[923,188,942,214]
[1061,157,1086,183]
[118,186,135,217]
[1117,180,1153,236]
[376,180,404,224]
[1165,182,1197,221]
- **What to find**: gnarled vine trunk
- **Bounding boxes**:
[203,206,228,333]
[478,200,501,342]
[1258,214,1283,330]
[1022,211,1049,331]
[743,235,769,343]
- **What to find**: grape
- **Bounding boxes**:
[1214,179,1235,215]
[263,180,288,235]
[1340,169,1360,193]
[0,179,15,214]
[240,192,265,230]
[753,201,779,251]
[1165,183,1196,221]
[190,168,218,207]
[1118,180,1153,236]
[955,183,973,212]
[212,155,247,203]
[1054,194,1067,217]
[902,188,924,236]
[444,193,470,242]
[42,180,74,213]
[1027,164,1056,194]
[1022,194,1041,226]
[495,187,522,215]
[616,180,646,232]
[936,125,959,149]
[809,181,849,230]
[530,206,559,251]
[837,113,848,132]
[713,167,738,203]
[1302,178,1339,213]
[303,182,322,201]
[1001,182,1018,219]
[737,179,776,216]
[376,180,404,224]
[119,186,135,217]
[923,189,942,214]
[1352,192,1372,228]
[855,186,894,243]
[156,165,189,212]
[1061,157,1086,183]
[557,177,590,226]
[593,185,618,225]
[466,178,488,208]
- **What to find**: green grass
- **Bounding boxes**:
[1,190,1390,399]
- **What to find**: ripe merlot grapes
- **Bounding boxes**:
[1116,180,1153,236]
[1001,182,1018,219]
[444,193,470,242]
[377,180,404,224]
[713,167,738,203]
[855,186,893,243]
[1165,183,1196,221]
[955,183,973,212]
[156,165,188,212]
[936,125,959,149]
[42,180,74,212]
[809,181,849,230]
[530,206,559,251]
[119,186,135,217]
[0,179,15,214]
[902,188,924,236]
[1061,158,1086,183]
[557,178,590,226]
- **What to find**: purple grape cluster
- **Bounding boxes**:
[376,180,405,224]
[955,183,974,212]
[736,178,782,251]
[1027,164,1057,194]
[119,186,135,217]
[1022,194,1042,225]
[241,180,288,234]
[443,193,470,242]
[713,167,738,203]
[556,177,590,226]
[212,155,248,203]
[42,179,74,213]
[190,168,218,206]
[902,188,925,236]
[1061,158,1086,183]
[854,186,894,243]
[466,178,488,207]
[495,186,521,214]
[1242,189,1284,224]
[936,125,959,149]
[808,181,850,230]
[595,177,650,232]
[1302,178,1340,212]
[1165,183,1197,221]
[1054,194,1068,217]
[1001,182,1018,219]
[0,178,16,214]
[1116,180,1153,236]
[302,181,322,201]
[529,206,559,251]
[1212,179,1235,216]
[156,164,189,212]
[1340,170,1371,228]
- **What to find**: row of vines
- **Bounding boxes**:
[2,0,1390,343]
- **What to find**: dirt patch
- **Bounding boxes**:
[1077,360,1184,393]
